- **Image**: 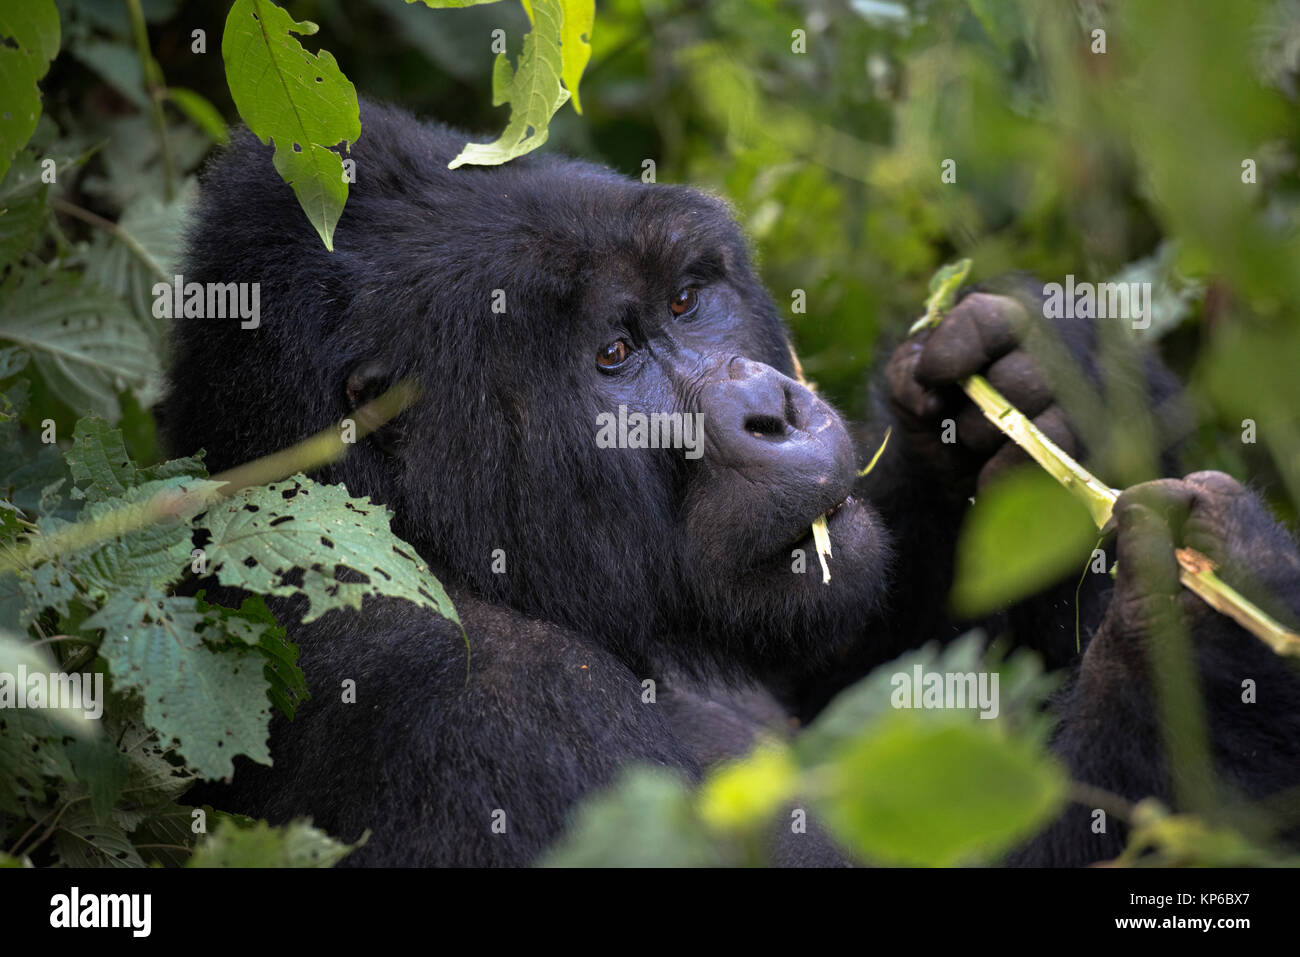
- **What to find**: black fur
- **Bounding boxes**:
[165,101,1300,866]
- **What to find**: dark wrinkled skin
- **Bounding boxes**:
[169,102,1300,867]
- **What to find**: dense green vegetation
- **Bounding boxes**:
[1,0,1298,867]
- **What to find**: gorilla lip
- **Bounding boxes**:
[785,493,854,551]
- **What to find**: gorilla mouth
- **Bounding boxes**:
[784,493,856,554]
[823,495,850,521]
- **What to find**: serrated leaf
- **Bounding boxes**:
[65,417,136,501]
[85,594,271,779]
[0,0,60,182]
[221,0,360,250]
[197,591,307,720]
[199,474,458,625]
[189,817,358,867]
[52,803,144,868]
[448,0,570,168]
[69,478,215,600]
[0,273,161,421]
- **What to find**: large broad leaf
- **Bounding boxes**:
[447,0,570,168]
[199,474,459,625]
[0,273,160,421]
[221,0,359,250]
[0,0,60,182]
[950,465,1098,617]
[51,802,144,868]
[80,179,195,345]
[84,594,272,779]
[820,711,1067,866]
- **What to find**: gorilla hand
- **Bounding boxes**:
[885,291,1083,498]
[1011,472,1300,863]
[1085,472,1300,674]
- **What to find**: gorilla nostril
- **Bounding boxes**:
[744,413,788,439]
[782,384,802,431]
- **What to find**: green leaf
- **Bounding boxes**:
[448,0,570,169]
[67,478,212,600]
[52,803,144,868]
[197,591,307,720]
[697,742,797,832]
[0,0,60,182]
[522,0,594,113]
[67,737,128,823]
[189,817,359,867]
[198,474,459,625]
[541,767,723,867]
[79,180,195,346]
[908,257,972,334]
[166,87,230,144]
[0,152,51,270]
[65,417,136,502]
[69,38,147,110]
[0,273,161,421]
[84,594,272,779]
[951,466,1098,617]
[821,712,1067,866]
[221,0,360,250]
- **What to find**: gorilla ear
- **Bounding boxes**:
[345,360,404,454]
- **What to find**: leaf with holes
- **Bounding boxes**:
[198,474,458,626]
[221,0,359,250]
[447,0,570,168]
[0,0,60,182]
[84,594,272,779]
[0,273,160,421]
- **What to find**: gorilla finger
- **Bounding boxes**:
[1113,499,1182,601]
[915,293,1026,385]
[1182,470,1247,500]
[1112,479,1196,544]
[956,403,1004,454]
[985,351,1053,419]
[1178,471,1248,562]
[887,340,945,420]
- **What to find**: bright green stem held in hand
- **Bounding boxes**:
[955,338,1300,658]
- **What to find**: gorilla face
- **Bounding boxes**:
[360,177,891,676]
[165,103,890,680]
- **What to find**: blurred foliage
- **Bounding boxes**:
[1,0,1299,867]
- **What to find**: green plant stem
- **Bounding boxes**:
[125,0,175,202]
[961,372,1300,658]
[51,198,167,280]
[0,382,418,575]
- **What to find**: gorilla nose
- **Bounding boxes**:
[699,357,856,485]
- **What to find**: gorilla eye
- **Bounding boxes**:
[670,287,699,318]
[596,339,632,369]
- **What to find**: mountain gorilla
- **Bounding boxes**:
[164,101,1300,866]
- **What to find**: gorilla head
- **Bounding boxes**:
[162,101,890,681]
